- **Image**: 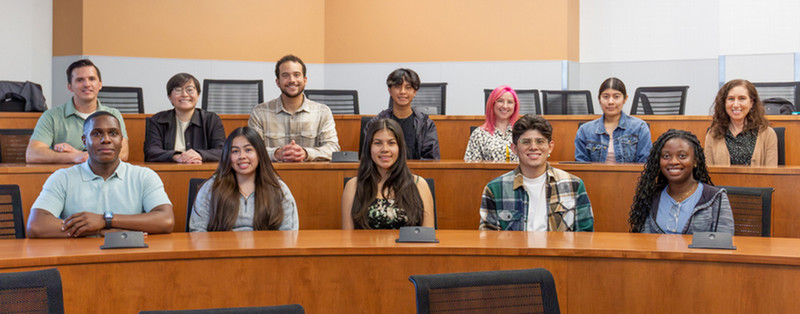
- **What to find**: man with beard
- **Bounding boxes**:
[248,54,340,162]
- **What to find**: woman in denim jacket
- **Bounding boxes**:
[574,78,652,163]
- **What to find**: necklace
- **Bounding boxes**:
[669,181,698,203]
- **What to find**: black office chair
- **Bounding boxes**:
[0,184,25,239]
[0,129,33,163]
[344,177,437,229]
[409,268,559,314]
[0,268,64,314]
[304,89,359,114]
[357,116,373,157]
[774,127,786,166]
[390,82,447,115]
[139,304,305,314]
[541,90,593,115]
[97,86,145,114]
[752,81,800,110]
[185,178,207,232]
[718,186,774,237]
[629,86,689,115]
[202,79,264,114]
[484,89,541,114]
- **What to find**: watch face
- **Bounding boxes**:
[104,212,113,219]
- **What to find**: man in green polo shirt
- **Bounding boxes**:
[25,59,130,163]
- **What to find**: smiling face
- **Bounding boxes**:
[493,92,515,123]
[83,115,122,165]
[168,81,199,113]
[512,129,554,177]
[599,88,626,118]
[370,129,399,174]
[230,136,259,178]
[276,61,307,99]
[659,137,697,185]
[725,85,753,124]
[388,79,418,108]
[67,66,102,105]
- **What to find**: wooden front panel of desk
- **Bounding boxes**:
[7,113,800,164]
[4,162,800,237]
[2,231,800,313]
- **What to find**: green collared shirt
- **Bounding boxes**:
[30,98,128,150]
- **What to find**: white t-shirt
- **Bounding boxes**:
[523,172,548,231]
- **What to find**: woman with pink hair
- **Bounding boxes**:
[464,85,520,161]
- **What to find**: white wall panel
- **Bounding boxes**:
[0,0,52,106]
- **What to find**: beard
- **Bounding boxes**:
[281,84,305,98]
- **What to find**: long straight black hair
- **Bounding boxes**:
[207,127,285,231]
[351,119,423,229]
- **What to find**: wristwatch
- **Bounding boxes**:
[104,211,114,229]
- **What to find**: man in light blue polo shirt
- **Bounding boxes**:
[26,112,174,238]
[26,59,130,164]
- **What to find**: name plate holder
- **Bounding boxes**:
[396,227,439,243]
[688,232,736,250]
[100,231,149,250]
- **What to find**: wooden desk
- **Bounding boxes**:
[2,230,800,313]
[6,113,800,164]
[4,161,800,238]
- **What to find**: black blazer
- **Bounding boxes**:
[144,108,226,162]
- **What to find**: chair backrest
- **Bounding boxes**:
[484,89,541,115]
[186,178,207,232]
[629,86,689,115]
[358,116,373,157]
[138,304,305,314]
[0,129,33,163]
[0,268,64,314]
[752,81,800,109]
[389,82,447,115]
[718,186,774,237]
[774,127,786,166]
[304,89,359,114]
[97,86,145,114]
[201,79,264,114]
[343,177,437,229]
[0,184,24,239]
[409,268,559,314]
[541,90,593,115]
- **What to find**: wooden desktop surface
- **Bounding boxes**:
[2,161,799,238]
[2,230,800,313]
[4,112,800,164]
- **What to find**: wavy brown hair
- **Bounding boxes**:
[206,127,285,231]
[628,129,713,232]
[351,119,423,229]
[708,79,769,139]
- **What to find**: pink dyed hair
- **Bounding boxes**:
[482,85,520,134]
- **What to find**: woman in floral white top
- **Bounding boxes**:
[464,85,520,162]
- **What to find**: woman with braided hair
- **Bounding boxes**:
[629,129,734,234]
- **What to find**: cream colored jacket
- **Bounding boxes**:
[704,127,778,166]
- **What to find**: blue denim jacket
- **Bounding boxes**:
[574,113,652,163]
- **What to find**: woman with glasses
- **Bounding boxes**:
[574,77,652,163]
[144,73,226,163]
[464,85,520,162]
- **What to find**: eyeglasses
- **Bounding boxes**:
[495,99,515,106]
[172,86,197,95]
[519,137,549,148]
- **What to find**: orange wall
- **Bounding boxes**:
[324,0,578,63]
[53,0,579,63]
[55,0,327,63]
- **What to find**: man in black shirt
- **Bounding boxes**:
[365,68,440,159]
